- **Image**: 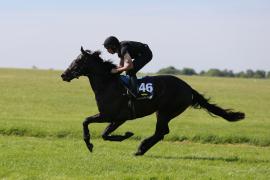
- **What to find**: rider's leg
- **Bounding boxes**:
[130,74,138,97]
[127,53,152,97]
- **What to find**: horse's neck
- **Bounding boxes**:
[87,75,118,95]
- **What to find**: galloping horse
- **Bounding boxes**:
[61,47,245,156]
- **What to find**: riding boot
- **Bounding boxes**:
[130,75,138,98]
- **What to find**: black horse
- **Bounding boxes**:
[61,47,245,156]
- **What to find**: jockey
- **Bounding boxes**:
[103,36,153,98]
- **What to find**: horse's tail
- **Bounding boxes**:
[191,89,245,122]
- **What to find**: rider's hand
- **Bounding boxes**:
[111,68,118,74]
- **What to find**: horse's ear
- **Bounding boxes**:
[81,46,87,55]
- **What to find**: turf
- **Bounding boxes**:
[0,68,270,179]
[0,136,270,179]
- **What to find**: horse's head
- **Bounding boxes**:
[61,46,116,82]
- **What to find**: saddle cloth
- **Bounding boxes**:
[120,75,154,100]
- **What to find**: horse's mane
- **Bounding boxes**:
[90,50,117,70]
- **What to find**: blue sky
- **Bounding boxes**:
[0,0,269,72]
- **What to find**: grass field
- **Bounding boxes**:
[0,68,270,179]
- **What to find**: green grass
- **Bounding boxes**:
[1,136,270,179]
[0,68,270,179]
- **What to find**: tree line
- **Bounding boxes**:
[157,66,270,79]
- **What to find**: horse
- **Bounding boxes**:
[61,47,245,156]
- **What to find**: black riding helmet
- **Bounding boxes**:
[103,36,120,51]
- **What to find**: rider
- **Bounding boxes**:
[103,36,153,98]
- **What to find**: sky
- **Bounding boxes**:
[0,0,270,73]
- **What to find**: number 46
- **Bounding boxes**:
[139,83,153,93]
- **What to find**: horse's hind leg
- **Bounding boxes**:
[135,106,189,156]
[102,121,134,141]
[134,112,170,156]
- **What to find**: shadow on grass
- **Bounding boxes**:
[147,155,270,164]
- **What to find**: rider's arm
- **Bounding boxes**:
[114,53,133,73]
[119,57,124,67]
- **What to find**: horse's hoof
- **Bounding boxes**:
[125,132,134,138]
[87,143,94,152]
[134,151,144,156]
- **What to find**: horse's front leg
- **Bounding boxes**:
[102,121,134,141]
[82,113,104,152]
